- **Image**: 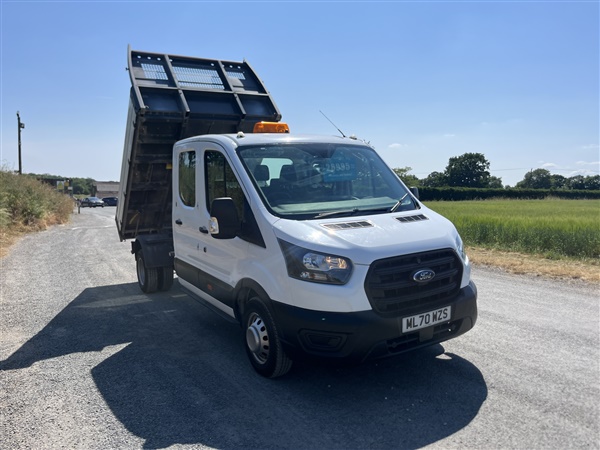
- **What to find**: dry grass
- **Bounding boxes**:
[0,169,76,259]
[0,228,23,259]
[467,246,600,284]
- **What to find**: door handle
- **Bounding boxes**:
[199,226,208,234]
[175,219,183,225]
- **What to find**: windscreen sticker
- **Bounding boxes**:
[322,158,356,182]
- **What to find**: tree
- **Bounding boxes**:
[72,177,96,195]
[585,175,600,190]
[550,174,567,189]
[444,153,491,188]
[567,174,600,190]
[516,169,552,189]
[488,176,504,189]
[392,167,421,187]
[421,171,447,187]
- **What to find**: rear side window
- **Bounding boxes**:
[179,151,196,207]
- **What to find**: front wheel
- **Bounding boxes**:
[136,252,158,293]
[243,297,292,378]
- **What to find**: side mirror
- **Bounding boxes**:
[410,187,420,200]
[209,197,240,239]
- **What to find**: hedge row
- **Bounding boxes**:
[414,187,600,201]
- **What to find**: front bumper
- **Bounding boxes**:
[270,281,477,364]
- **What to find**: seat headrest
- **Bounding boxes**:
[254,164,270,182]
[280,164,297,182]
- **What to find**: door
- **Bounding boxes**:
[174,142,265,309]
[194,147,255,304]
[173,147,202,284]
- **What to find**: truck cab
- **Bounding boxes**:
[171,130,477,378]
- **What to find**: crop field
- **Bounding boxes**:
[425,199,600,261]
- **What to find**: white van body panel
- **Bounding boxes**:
[173,133,472,314]
[271,209,455,263]
[270,208,472,288]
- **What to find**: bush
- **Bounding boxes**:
[418,187,600,201]
[0,168,74,232]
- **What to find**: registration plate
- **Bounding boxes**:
[402,306,451,332]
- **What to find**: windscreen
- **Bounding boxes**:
[238,143,416,219]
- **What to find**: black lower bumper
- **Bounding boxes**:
[270,281,477,364]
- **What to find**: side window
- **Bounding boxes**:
[205,150,265,247]
[205,151,244,216]
[179,151,196,207]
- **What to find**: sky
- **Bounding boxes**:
[1,1,598,187]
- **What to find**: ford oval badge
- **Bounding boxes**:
[412,268,436,283]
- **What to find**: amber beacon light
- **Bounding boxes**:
[253,122,290,133]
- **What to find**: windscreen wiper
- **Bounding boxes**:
[315,206,392,219]
[389,193,409,213]
[315,209,362,219]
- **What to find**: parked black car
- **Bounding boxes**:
[102,197,118,206]
[81,197,105,208]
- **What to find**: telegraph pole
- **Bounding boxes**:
[17,111,25,174]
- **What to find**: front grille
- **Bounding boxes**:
[365,249,462,317]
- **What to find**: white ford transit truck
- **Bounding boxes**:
[117,47,477,378]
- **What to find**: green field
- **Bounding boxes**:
[425,199,600,260]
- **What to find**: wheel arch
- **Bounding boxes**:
[233,278,274,324]
[131,234,174,269]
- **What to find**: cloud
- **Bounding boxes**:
[443,134,455,138]
[388,143,405,149]
[565,169,599,178]
[581,144,599,150]
[537,161,599,177]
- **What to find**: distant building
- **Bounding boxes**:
[95,181,119,198]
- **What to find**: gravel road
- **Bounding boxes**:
[1,207,598,449]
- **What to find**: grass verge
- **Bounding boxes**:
[467,247,599,284]
[426,199,599,283]
[0,169,75,258]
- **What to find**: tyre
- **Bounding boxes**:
[243,297,292,378]
[136,251,158,293]
[158,266,174,291]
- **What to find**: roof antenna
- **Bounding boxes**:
[320,110,346,138]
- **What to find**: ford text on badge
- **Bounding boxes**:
[412,268,436,283]
[402,306,451,332]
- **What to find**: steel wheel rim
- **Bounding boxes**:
[246,312,270,364]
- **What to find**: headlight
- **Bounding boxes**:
[455,234,468,262]
[278,239,353,285]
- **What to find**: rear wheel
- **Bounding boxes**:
[136,252,158,293]
[243,297,292,378]
[158,266,174,291]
